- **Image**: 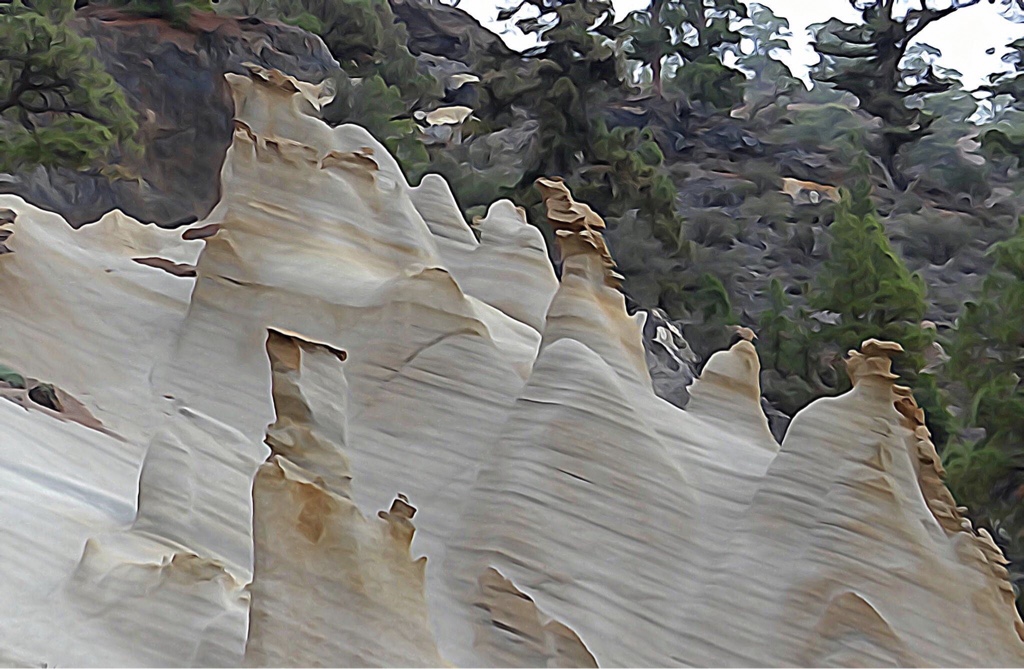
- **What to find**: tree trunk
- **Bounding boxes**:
[650,0,665,98]
[652,56,663,98]
[881,134,907,191]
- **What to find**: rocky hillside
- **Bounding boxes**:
[1,7,339,227]
[0,65,1022,668]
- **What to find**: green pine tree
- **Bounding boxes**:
[946,219,1024,602]
[809,178,951,437]
[811,181,929,358]
[619,0,746,106]
[0,0,138,173]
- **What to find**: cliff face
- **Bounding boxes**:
[0,67,1022,667]
[0,9,339,228]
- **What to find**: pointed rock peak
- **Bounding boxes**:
[691,337,766,410]
[533,180,650,386]
[411,173,478,246]
[473,199,528,235]
[223,67,335,157]
[846,338,903,386]
[684,332,776,447]
[701,339,762,398]
[536,177,623,288]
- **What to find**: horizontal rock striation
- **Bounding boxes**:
[0,67,1021,667]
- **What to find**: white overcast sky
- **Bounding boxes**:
[452,0,1024,88]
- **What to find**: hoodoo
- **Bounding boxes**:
[0,67,1021,668]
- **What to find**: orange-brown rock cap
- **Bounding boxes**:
[846,338,904,385]
[535,177,623,287]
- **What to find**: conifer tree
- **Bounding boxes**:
[806,176,951,438]
[810,0,972,188]
[811,181,929,361]
[988,36,1024,107]
[0,0,138,173]
[482,0,681,238]
[734,2,799,102]
[619,0,745,105]
[758,278,808,377]
[494,0,622,175]
[946,220,1024,600]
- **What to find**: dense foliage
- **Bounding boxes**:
[946,221,1024,591]
[811,1,958,188]
[618,0,746,102]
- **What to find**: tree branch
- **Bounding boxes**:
[903,3,969,48]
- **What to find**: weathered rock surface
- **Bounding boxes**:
[0,67,1022,668]
[245,330,444,667]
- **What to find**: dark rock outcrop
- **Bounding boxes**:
[0,9,339,227]
[388,0,511,64]
[639,307,698,409]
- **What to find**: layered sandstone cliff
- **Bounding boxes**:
[0,67,1021,667]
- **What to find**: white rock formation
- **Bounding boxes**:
[0,66,1021,667]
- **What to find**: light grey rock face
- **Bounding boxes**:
[0,69,1022,668]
